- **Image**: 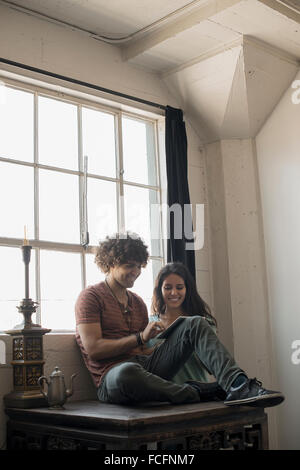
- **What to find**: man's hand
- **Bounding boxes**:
[142,321,165,343]
[77,320,164,361]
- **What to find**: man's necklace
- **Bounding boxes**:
[105,279,131,329]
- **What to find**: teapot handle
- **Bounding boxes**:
[38,376,49,399]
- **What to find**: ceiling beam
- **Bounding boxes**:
[258,0,300,22]
[162,34,299,78]
[121,0,243,61]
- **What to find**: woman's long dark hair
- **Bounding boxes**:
[151,262,217,328]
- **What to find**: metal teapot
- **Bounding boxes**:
[38,366,77,409]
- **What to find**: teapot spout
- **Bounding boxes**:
[66,373,77,398]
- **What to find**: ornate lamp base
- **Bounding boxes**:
[4,300,51,409]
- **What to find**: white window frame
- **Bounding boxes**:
[0,73,167,333]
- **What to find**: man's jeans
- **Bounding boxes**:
[97,316,245,405]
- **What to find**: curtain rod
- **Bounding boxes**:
[0,57,167,111]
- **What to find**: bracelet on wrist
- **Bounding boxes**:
[140,332,146,345]
[135,332,146,346]
[135,332,143,346]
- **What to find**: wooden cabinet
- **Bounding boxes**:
[6,399,268,450]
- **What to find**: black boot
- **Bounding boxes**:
[185,380,227,402]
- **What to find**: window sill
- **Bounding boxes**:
[0,330,75,336]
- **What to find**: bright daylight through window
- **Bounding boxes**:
[0,81,164,331]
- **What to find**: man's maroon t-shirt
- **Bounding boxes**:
[75,281,148,388]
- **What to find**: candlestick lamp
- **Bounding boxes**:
[4,231,51,408]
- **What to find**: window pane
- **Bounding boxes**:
[82,107,116,177]
[133,259,163,315]
[87,178,118,245]
[85,253,105,287]
[0,246,36,331]
[122,117,157,186]
[0,86,34,162]
[0,162,34,239]
[39,169,80,243]
[40,250,81,330]
[124,185,161,257]
[38,96,78,170]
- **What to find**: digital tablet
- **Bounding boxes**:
[156,316,188,339]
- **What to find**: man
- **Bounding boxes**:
[75,232,284,407]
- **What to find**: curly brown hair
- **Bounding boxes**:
[94,232,149,273]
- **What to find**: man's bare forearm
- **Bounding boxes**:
[90,334,139,361]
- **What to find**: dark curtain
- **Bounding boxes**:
[165,105,196,279]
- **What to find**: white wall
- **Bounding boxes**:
[186,122,214,311]
[256,71,300,450]
[204,141,235,354]
[220,139,274,381]
[204,137,281,448]
[0,4,212,449]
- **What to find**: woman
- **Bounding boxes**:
[149,262,217,384]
